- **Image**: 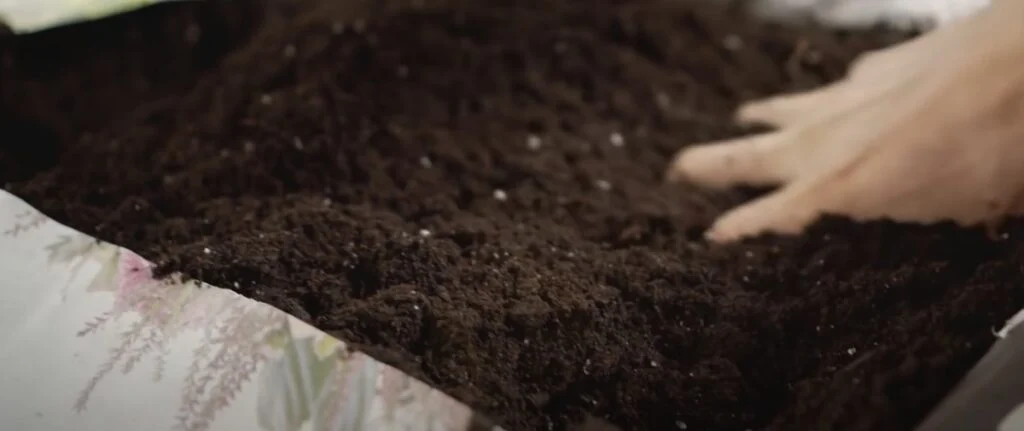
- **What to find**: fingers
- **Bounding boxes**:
[666,130,800,189]
[704,184,820,243]
[738,9,984,129]
[697,126,958,244]
[736,81,864,127]
[669,95,893,190]
[738,40,937,128]
[687,0,1018,245]
[702,127,1024,244]
[698,147,947,244]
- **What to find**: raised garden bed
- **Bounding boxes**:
[2,1,1022,430]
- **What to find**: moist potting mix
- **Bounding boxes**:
[2,1,1021,430]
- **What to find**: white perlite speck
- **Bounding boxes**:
[203,247,211,255]
[595,179,611,191]
[609,132,625,147]
[493,189,508,201]
[419,229,432,237]
[419,156,432,168]
[847,347,857,355]
[655,92,671,109]
[722,34,743,51]
[527,134,542,150]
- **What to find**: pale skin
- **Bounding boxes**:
[666,0,1024,243]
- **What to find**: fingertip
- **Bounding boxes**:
[702,224,735,244]
[667,132,795,190]
[702,210,749,244]
[665,147,697,184]
[735,99,781,127]
[665,144,738,189]
[704,188,819,244]
[704,209,764,244]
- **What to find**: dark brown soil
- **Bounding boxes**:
[1,1,1021,430]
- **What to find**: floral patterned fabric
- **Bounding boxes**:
[0,190,499,431]
[0,0,184,33]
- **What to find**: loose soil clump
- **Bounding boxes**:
[2,1,1022,430]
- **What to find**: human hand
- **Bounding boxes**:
[667,0,1024,243]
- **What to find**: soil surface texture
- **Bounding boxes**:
[1,1,1020,430]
